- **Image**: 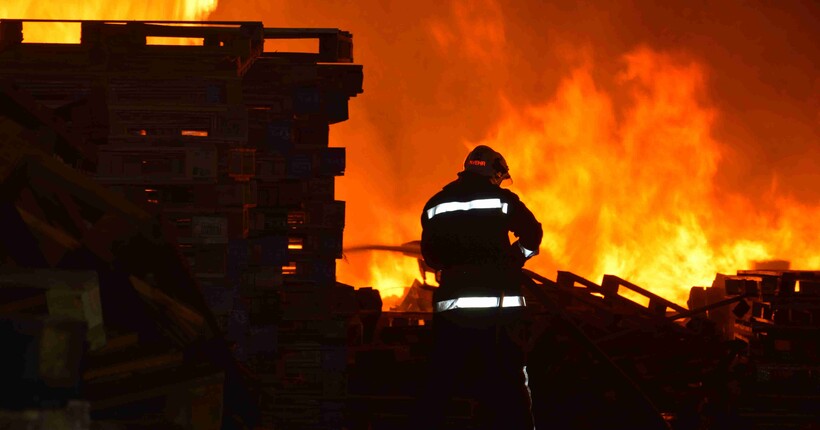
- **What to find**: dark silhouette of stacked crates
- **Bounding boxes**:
[690,269,820,428]
[0,19,362,430]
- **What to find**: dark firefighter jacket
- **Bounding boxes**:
[420,171,543,301]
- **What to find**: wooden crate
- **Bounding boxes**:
[246,292,280,326]
[238,267,284,293]
[198,280,238,316]
[80,21,264,77]
[275,367,347,397]
[278,286,336,321]
[0,74,99,110]
[96,144,218,185]
[106,105,247,141]
[0,269,106,351]
[178,243,227,279]
[105,76,243,106]
[270,148,344,179]
[247,202,345,234]
[263,27,353,63]
[248,235,289,267]
[180,373,225,430]
[254,155,288,182]
[109,179,257,209]
[0,315,87,399]
[304,200,345,228]
[276,318,350,344]
[292,228,344,258]
[260,178,337,207]
[247,116,334,153]
[217,179,258,207]
[246,323,278,355]
[294,119,330,149]
[282,258,337,286]
[248,112,294,152]
[279,343,347,369]
[226,147,256,180]
[243,59,362,98]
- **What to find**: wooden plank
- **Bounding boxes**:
[54,191,91,237]
[126,22,261,39]
[88,370,224,414]
[0,20,23,50]
[80,212,137,262]
[15,205,81,258]
[0,117,29,182]
[129,275,206,342]
[0,79,98,163]
[0,293,46,314]
[83,351,184,381]
[91,332,139,354]
[601,274,688,314]
[0,268,106,349]
[23,149,153,226]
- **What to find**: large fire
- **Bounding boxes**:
[483,47,820,304]
[4,1,818,308]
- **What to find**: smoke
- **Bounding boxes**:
[206,0,819,288]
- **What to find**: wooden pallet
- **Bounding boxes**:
[263,27,354,63]
[0,20,265,76]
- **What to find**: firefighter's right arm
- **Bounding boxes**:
[506,192,543,263]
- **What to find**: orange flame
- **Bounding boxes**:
[310,1,818,307]
[484,47,766,304]
[470,46,820,304]
[6,0,816,309]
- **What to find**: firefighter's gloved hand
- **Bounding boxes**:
[509,241,528,268]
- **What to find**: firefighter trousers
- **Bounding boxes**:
[416,307,534,430]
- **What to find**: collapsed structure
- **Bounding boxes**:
[0,18,817,430]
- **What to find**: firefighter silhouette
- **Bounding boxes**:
[418,145,543,430]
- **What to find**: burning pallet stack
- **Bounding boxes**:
[0,19,363,430]
[694,270,820,428]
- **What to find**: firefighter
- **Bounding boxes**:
[418,145,543,430]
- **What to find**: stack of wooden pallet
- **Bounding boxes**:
[0,82,238,428]
[0,19,363,430]
[238,40,361,429]
[714,270,820,428]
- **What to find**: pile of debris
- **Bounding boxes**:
[0,19,364,430]
[0,84,242,428]
[693,269,820,429]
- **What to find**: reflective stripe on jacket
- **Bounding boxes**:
[421,171,543,300]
